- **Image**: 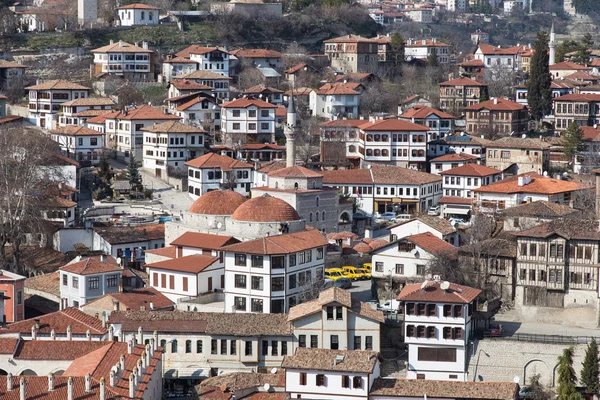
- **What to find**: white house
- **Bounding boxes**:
[162,56,198,81]
[220,97,277,145]
[371,232,458,280]
[429,153,478,175]
[405,7,433,23]
[167,79,213,99]
[91,224,166,265]
[59,256,123,308]
[387,216,459,246]
[141,120,208,179]
[288,287,384,353]
[399,105,455,142]
[282,348,381,400]
[26,80,91,128]
[91,40,154,80]
[50,125,105,166]
[172,95,221,132]
[180,46,233,77]
[221,229,328,314]
[404,39,450,64]
[309,83,360,119]
[175,70,232,100]
[427,134,490,161]
[116,3,160,26]
[447,0,467,11]
[185,152,254,199]
[474,44,521,78]
[398,280,481,381]
[58,97,115,127]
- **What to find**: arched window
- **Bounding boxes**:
[186,340,192,353]
[309,213,313,222]
[382,149,389,157]
[171,340,178,353]
[316,213,319,221]
[374,149,381,157]
[366,149,373,156]
[322,211,326,221]
[316,197,319,207]
[312,181,317,189]
[294,182,299,189]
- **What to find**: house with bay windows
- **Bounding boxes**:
[185,152,254,199]
[91,40,154,80]
[220,97,277,145]
[398,280,481,381]
[399,105,455,142]
[26,80,91,128]
[221,229,328,314]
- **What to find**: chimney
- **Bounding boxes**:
[128,338,134,354]
[50,329,56,340]
[138,358,144,377]
[132,367,139,388]
[119,40,123,48]
[67,377,74,400]
[31,325,37,340]
[113,300,120,312]
[149,302,154,310]
[66,325,72,340]
[100,254,107,263]
[85,373,92,392]
[518,177,524,187]
[7,374,12,391]
[19,377,25,400]
[34,318,40,329]
[48,373,54,391]
[137,326,143,344]
[152,331,158,351]
[129,373,135,398]
[110,370,117,387]
[99,377,106,400]
[142,41,148,50]
[109,325,114,340]
[120,354,126,370]
[145,344,152,366]
[422,39,426,45]
[493,98,498,105]
[134,42,139,47]
[141,351,147,371]
[110,39,114,45]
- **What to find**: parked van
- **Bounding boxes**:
[342,266,364,280]
[363,263,372,271]
[325,268,347,281]
[357,268,371,279]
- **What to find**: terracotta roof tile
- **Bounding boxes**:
[321,169,373,185]
[387,216,456,236]
[73,109,112,118]
[144,246,177,258]
[230,48,283,58]
[501,200,580,218]
[285,63,307,74]
[140,120,206,134]
[199,372,286,392]
[221,229,326,255]
[176,70,231,80]
[477,44,521,55]
[360,118,429,132]
[185,153,253,170]
[282,348,379,373]
[549,61,591,71]
[0,338,18,355]
[268,166,323,178]
[170,79,213,91]
[84,287,174,311]
[26,80,90,91]
[60,258,122,275]
[403,232,457,258]
[188,190,247,215]
[14,340,108,360]
[231,195,301,223]
[398,279,481,303]
[220,97,278,109]
[257,160,287,173]
[163,56,198,64]
[175,96,214,111]
[244,84,284,94]
[171,232,239,248]
[50,126,103,137]
[103,105,181,121]
[60,97,114,107]
[146,254,219,274]
[464,98,526,111]
[240,143,284,150]
[117,3,160,9]
[473,172,586,195]
[0,307,106,335]
[438,196,473,205]
[440,163,502,177]
[400,105,455,119]
[370,378,517,399]
[92,41,153,53]
[314,83,360,95]
[24,271,61,297]
[430,153,479,162]
[513,219,600,240]
[457,59,485,67]
[553,93,600,102]
[319,119,365,128]
[439,77,487,86]
[487,137,551,150]
[371,164,441,185]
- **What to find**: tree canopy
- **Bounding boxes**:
[528,31,552,121]
[557,347,583,400]
[562,122,584,161]
[581,338,600,394]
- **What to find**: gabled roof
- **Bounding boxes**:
[581,126,600,141]
[102,105,181,121]
[439,77,487,86]
[175,45,229,58]
[176,70,232,80]
[404,232,458,258]
[140,120,206,134]
[146,254,219,274]
[387,215,456,236]
[220,229,327,255]
[553,93,600,102]
[370,379,517,400]
[244,84,284,94]
[457,59,485,67]
[83,287,174,311]
[117,2,160,9]
[371,164,441,185]
[430,153,479,162]
[438,196,473,205]
[0,60,26,69]
[324,34,380,44]
[359,118,429,132]
[171,232,239,249]
[50,125,104,136]
[319,119,364,128]
[487,137,551,150]
[464,98,526,111]
[285,63,308,74]
[398,280,481,303]
[26,80,90,91]
[322,168,373,185]
[477,44,520,55]
[282,348,379,373]
[92,41,153,53]
[60,257,121,275]
[60,97,114,107]
[549,61,591,71]
[473,172,586,195]
[513,219,600,240]
[268,166,323,178]
[220,97,278,109]
[163,56,198,64]
[400,105,455,119]
[169,79,213,91]
[313,83,360,95]
[185,152,253,170]
[500,200,580,218]
[565,71,600,81]
[0,307,106,335]
[174,95,216,111]
[440,163,502,177]
[230,48,284,58]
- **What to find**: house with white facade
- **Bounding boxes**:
[387,216,459,246]
[102,104,181,161]
[406,7,433,23]
[399,280,481,381]
[474,44,521,79]
[171,94,221,132]
[322,164,442,216]
[175,45,233,77]
[220,97,277,145]
[26,80,91,128]
[371,232,458,280]
[58,97,115,127]
[282,348,381,400]
[91,224,166,265]
[141,121,208,179]
[167,79,213,99]
[59,256,123,308]
[430,153,479,175]
[309,83,360,119]
[427,134,490,161]
[230,48,284,72]
[448,0,467,11]
[50,125,105,166]
[175,70,232,100]
[116,3,160,26]
[404,38,450,64]
[399,105,455,142]
[185,152,254,199]
[288,287,384,353]
[91,40,154,80]
[162,56,198,81]
[221,229,328,314]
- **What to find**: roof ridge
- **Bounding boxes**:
[62,308,104,333]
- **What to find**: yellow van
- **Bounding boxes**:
[342,266,364,280]
[363,263,372,271]
[357,268,371,279]
[325,268,346,281]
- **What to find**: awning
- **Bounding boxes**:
[177,368,207,378]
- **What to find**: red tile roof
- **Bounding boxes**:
[221,229,327,255]
[268,166,323,178]
[440,163,502,177]
[398,279,481,303]
[457,59,485,67]
[371,164,441,185]
[319,119,365,128]
[581,126,600,141]
[85,287,174,311]
[240,143,284,150]
[163,56,198,64]
[404,232,458,258]
[220,98,278,109]
[0,338,18,355]
[146,254,219,274]
[14,340,108,360]
[230,48,284,58]
[0,307,106,335]
[176,70,232,80]
[477,44,520,55]
[549,61,591,71]
[140,120,206,134]
[92,41,153,54]
[185,152,253,170]
[25,80,90,91]
[144,246,177,258]
[282,348,379,373]
[188,190,247,215]
[103,105,181,121]
[438,196,473,205]
[169,79,213,91]
[464,98,526,111]
[230,195,300,222]
[117,2,160,8]
[553,93,600,102]
[473,172,586,195]
[313,83,360,95]
[400,105,455,119]
[60,258,122,275]
[322,169,373,185]
[244,84,284,94]
[370,378,517,399]
[430,153,478,162]
[171,232,239,249]
[360,118,429,132]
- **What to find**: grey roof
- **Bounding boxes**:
[257,67,281,78]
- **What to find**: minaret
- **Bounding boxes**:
[549,21,556,66]
[284,93,297,168]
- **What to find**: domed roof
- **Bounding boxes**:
[189,190,247,215]
[231,194,300,222]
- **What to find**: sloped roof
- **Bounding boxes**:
[60,97,114,107]
[176,70,232,80]
[501,200,580,218]
[146,254,219,274]
[464,98,526,111]
[553,93,600,102]
[84,287,174,311]
[439,77,487,86]
[398,280,481,303]
[268,166,323,178]
[92,41,153,53]
[440,163,502,177]
[282,348,379,373]
[50,125,103,136]
[549,61,591,71]
[60,258,121,275]
[189,190,247,215]
[221,229,327,255]
[0,307,106,335]
[26,80,90,91]
[171,231,239,249]
[487,137,551,150]
[321,168,373,185]
[387,215,455,236]
[359,118,429,132]
[477,44,520,55]
[371,164,441,185]
[473,173,586,195]
[405,232,458,258]
[169,79,213,91]
[513,219,600,240]
[102,105,181,121]
[185,152,253,170]
[140,120,206,134]
[220,97,278,109]
[370,379,517,400]
[92,224,165,244]
[117,3,160,9]
[430,153,479,162]
[319,119,365,128]
[230,48,284,58]
[400,105,455,119]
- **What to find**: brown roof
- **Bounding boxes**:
[549,61,591,71]
[60,97,114,107]
[370,379,517,400]
[24,271,61,297]
[220,97,278,109]
[185,152,253,170]
[221,229,327,255]
[319,119,365,128]
[321,169,373,185]
[18,247,70,274]
[103,105,181,121]
[404,232,458,258]
[146,254,219,274]
[288,287,384,322]
[231,195,301,223]
[73,109,113,118]
[257,160,287,173]
[430,153,479,162]
[171,231,239,249]
[26,80,90,91]
[170,79,213,91]
[513,219,600,240]
[0,60,26,69]
[371,164,441,185]
[117,2,160,9]
[281,348,379,373]
[501,200,580,218]
[457,59,485,67]
[0,307,106,335]
[268,166,323,178]
[240,143,284,151]
[60,257,121,275]
[144,246,177,258]
[189,190,247,215]
[324,34,380,44]
[175,96,215,111]
[84,287,174,311]
[92,224,165,245]
[177,70,232,80]
[477,44,520,55]
[244,84,284,94]
[0,338,18,355]
[439,77,487,87]
[313,83,360,96]
[163,56,198,64]
[14,340,108,360]
[230,48,283,58]
[473,172,586,195]
[465,98,526,111]
[487,137,551,150]
[285,63,308,74]
[199,372,286,392]
[440,163,502,177]
[400,105,455,119]
[398,280,481,304]
[360,118,429,132]
[109,311,292,336]
[438,196,474,205]
[553,93,600,102]
[92,41,153,53]
[50,125,104,137]
[387,215,456,236]
[140,120,206,134]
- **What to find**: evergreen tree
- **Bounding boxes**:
[562,122,584,161]
[126,155,141,187]
[581,338,600,394]
[527,31,552,121]
[98,154,111,183]
[390,32,405,67]
[557,347,582,400]
[427,48,439,67]
[573,33,593,66]
[556,40,579,64]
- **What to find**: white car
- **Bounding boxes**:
[379,300,401,313]
[428,206,440,216]
[377,212,397,221]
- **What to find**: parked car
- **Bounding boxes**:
[379,300,401,313]
[486,323,504,337]
[333,278,352,289]
[325,268,347,281]
[342,266,364,280]
[357,268,371,279]
[323,278,335,289]
[363,263,372,271]
[377,212,397,221]
[428,206,440,216]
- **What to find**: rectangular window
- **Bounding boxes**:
[311,335,318,348]
[327,306,334,320]
[220,340,228,355]
[353,376,363,389]
[336,307,343,320]
[375,262,383,272]
[235,253,247,266]
[299,335,306,348]
[330,335,339,350]
[251,276,263,290]
[234,296,246,311]
[62,274,68,286]
[418,347,457,362]
[342,375,350,388]
[235,274,247,288]
[316,374,326,387]
[271,256,285,269]
[211,339,217,354]
[395,264,404,274]
[262,340,268,356]
[169,275,175,290]
[365,336,373,350]
[182,277,188,292]
[251,255,263,268]
[271,341,278,356]
[281,341,287,355]
[88,277,99,290]
[453,305,463,318]
[299,372,307,386]
[353,336,361,350]
[271,277,284,292]
[72,276,79,289]
[289,274,296,289]
[230,340,236,355]
[245,341,252,356]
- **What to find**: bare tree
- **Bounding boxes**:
[297,275,327,303]
[238,67,264,91]
[359,82,404,115]
[98,0,118,26]
[486,64,517,99]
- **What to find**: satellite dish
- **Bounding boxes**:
[116,257,122,266]
[421,280,428,289]
[264,383,271,391]
[513,376,520,384]
[441,281,450,290]
[271,368,278,374]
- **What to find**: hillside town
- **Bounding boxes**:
[1,0,600,399]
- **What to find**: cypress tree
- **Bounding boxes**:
[562,122,584,161]
[427,48,439,67]
[581,338,599,394]
[527,31,552,122]
[126,155,141,188]
[557,347,581,400]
